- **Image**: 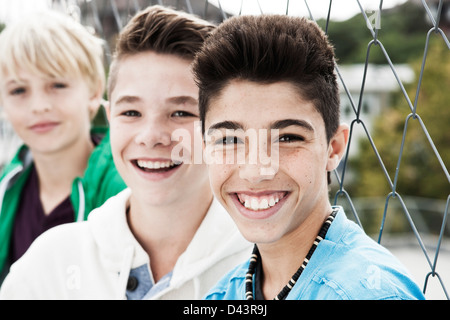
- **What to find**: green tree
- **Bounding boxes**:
[318,2,430,64]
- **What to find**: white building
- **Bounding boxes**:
[337,63,415,157]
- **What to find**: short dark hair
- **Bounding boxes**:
[193,14,340,143]
[108,5,215,96]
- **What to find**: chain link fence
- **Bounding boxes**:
[0,0,449,299]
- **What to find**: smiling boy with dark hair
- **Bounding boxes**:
[193,14,425,300]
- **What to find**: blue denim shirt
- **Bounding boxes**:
[125,264,172,300]
[204,207,425,300]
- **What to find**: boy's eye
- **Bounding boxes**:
[10,87,26,96]
[53,82,68,89]
[217,136,243,145]
[172,110,197,118]
[278,134,305,143]
[121,110,141,117]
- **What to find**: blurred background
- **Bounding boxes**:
[0,0,448,299]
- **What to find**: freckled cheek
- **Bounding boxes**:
[207,164,233,199]
[279,150,321,185]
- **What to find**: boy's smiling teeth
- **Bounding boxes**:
[237,192,286,211]
[136,159,179,170]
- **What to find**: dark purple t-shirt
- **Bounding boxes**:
[10,165,74,264]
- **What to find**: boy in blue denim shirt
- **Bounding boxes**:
[193,14,425,300]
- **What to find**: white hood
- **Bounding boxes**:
[88,188,252,299]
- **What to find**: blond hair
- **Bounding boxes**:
[0,10,105,97]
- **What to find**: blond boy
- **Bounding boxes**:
[0,10,126,284]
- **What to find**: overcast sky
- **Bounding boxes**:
[209,0,408,21]
[0,0,48,24]
[0,0,408,24]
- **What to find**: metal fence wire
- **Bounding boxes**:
[1,0,449,299]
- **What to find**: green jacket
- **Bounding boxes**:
[0,128,126,281]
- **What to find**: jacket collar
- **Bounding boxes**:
[87,188,251,282]
[88,188,149,271]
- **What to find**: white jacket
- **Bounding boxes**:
[0,189,252,299]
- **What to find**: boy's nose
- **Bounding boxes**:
[238,162,277,184]
[134,119,172,148]
[238,137,279,183]
[30,92,52,113]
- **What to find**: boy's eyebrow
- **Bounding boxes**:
[270,119,315,132]
[113,95,197,107]
[114,95,141,106]
[207,121,243,134]
[5,79,25,86]
[207,119,315,134]
[167,96,198,106]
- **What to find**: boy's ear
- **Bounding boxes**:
[103,100,111,122]
[326,124,349,172]
[88,87,104,120]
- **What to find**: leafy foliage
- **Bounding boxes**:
[318,2,431,65]
[345,38,450,234]
[349,39,449,198]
